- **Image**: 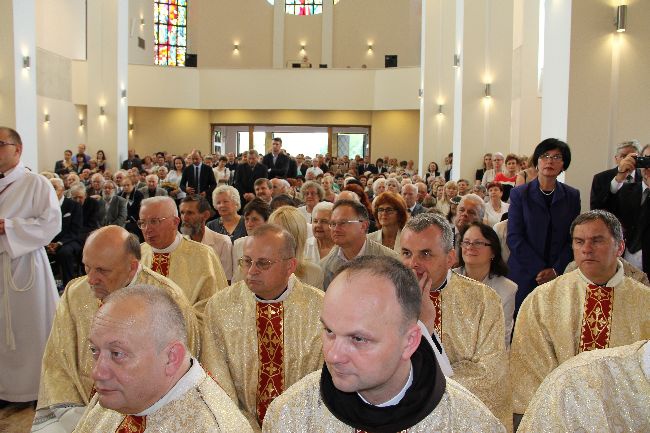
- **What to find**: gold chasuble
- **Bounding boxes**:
[141,234,228,320]
[36,267,201,412]
[431,272,512,432]
[200,275,324,432]
[511,264,650,415]
[74,361,252,433]
[518,341,650,433]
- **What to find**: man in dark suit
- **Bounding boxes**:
[100,180,127,227]
[401,184,426,216]
[47,178,83,287]
[54,149,74,176]
[262,137,290,178]
[86,173,104,198]
[121,148,142,170]
[234,149,268,203]
[608,144,650,274]
[358,155,377,175]
[376,158,388,174]
[591,140,641,211]
[180,150,217,200]
[287,155,298,179]
[69,184,103,243]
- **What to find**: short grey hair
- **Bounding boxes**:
[403,213,454,253]
[312,201,334,215]
[145,174,159,184]
[616,140,640,154]
[101,284,188,351]
[372,178,387,195]
[90,173,104,183]
[301,181,324,200]
[459,193,486,220]
[141,196,178,217]
[212,185,241,211]
[69,183,87,197]
[570,210,624,245]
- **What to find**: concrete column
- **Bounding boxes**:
[86,0,128,171]
[0,0,38,169]
[273,0,285,68]
[321,0,333,67]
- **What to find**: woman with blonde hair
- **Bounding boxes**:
[268,206,324,290]
[435,180,458,217]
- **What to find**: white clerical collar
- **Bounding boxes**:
[642,341,650,381]
[150,232,183,253]
[254,274,296,303]
[135,358,204,416]
[337,240,367,262]
[358,362,413,407]
[576,259,625,287]
[431,269,452,293]
[125,264,143,287]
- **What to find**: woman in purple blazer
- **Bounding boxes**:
[507,138,581,314]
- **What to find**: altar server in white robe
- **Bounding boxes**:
[0,127,61,403]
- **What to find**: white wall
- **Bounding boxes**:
[36,0,85,60]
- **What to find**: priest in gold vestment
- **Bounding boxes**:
[32,227,200,433]
[74,284,251,433]
[201,224,324,431]
[518,340,650,432]
[399,214,512,431]
[511,210,650,418]
[139,196,228,319]
[263,256,505,433]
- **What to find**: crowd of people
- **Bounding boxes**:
[1,126,649,432]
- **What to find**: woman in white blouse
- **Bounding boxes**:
[453,222,517,348]
[304,201,335,264]
[164,156,187,201]
[213,156,231,185]
[484,181,509,227]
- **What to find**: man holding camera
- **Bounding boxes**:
[609,144,650,274]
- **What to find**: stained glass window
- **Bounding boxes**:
[266,0,339,16]
[154,0,188,66]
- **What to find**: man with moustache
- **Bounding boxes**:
[99,180,127,227]
[179,195,233,280]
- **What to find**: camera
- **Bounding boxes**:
[635,156,650,168]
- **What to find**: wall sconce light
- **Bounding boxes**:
[44,113,50,124]
[99,106,106,116]
[129,122,134,131]
[453,54,461,68]
[438,104,444,115]
[140,17,145,26]
[367,44,373,53]
[23,56,30,70]
[233,43,239,53]
[418,88,424,99]
[484,83,492,98]
[79,118,85,127]
[121,89,127,100]
[615,5,627,32]
[300,43,306,53]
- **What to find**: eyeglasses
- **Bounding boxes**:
[136,217,169,229]
[328,220,364,229]
[376,207,396,214]
[460,240,491,249]
[539,153,563,161]
[238,256,291,271]
[0,140,17,147]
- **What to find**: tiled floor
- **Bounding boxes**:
[0,403,34,433]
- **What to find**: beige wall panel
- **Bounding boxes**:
[0,0,16,128]
[285,14,322,66]
[208,109,372,125]
[37,97,86,172]
[36,0,86,60]
[129,0,153,65]
[370,110,420,163]
[193,0,273,68]
[333,0,420,69]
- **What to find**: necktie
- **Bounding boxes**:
[626,174,633,183]
[116,415,146,433]
[579,284,614,352]
[195,166,200,193]
[627,189,649,253]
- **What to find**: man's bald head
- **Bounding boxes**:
[86,226,141,261]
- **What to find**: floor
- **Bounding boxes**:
[0,403,34,433]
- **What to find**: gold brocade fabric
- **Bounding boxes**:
[74,370,253,433]
[440,272,512,432]
[428,290,442,338]
[141,238,228,321]
[36,267,201,410]
[256,302,284,424]
[150,252,171,277]
[115,414,146,433]
[200,275,324,432]
[518,341,650,432]
[511,270,650,414]
[262,370,506,433]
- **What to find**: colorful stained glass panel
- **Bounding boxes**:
[154,0,187,66]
